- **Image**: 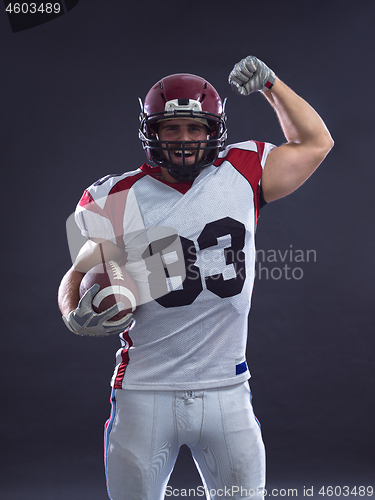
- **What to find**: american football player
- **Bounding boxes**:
[58,55,333,500]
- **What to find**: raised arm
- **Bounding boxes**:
[228,56,334,202]
[260,77,333,201]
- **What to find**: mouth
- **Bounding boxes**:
[173,150,195,158]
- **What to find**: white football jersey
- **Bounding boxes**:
[75,140,275,390]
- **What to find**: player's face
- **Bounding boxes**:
[157,118,209,166]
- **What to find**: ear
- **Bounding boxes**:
[149,122,159,137]
[208,128,216,139]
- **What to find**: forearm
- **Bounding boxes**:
[59,239,124,315]
[58,265,134,337]
[263,77,333,151]
[58,267,84,317]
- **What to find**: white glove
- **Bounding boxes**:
[228,55,276,95]
[62,284,134,337]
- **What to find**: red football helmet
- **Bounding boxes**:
[139,73,227,181]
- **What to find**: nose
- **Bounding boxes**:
[177,126,194,142]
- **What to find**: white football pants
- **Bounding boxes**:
[104,382,265,500]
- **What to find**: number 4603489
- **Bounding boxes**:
[5,3,61,14]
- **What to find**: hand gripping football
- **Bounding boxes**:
[79,261,138,322]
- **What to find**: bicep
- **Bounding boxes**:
[261,142,327,202]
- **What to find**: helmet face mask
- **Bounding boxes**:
[139,74,227,181]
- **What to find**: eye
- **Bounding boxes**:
[189,125,204,132]
[164,125,178,132]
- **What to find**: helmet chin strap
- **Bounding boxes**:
[166,165,203,182]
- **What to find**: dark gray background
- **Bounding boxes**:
[1,1,374,498]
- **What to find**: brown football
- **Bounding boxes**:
[79,261,138,321]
